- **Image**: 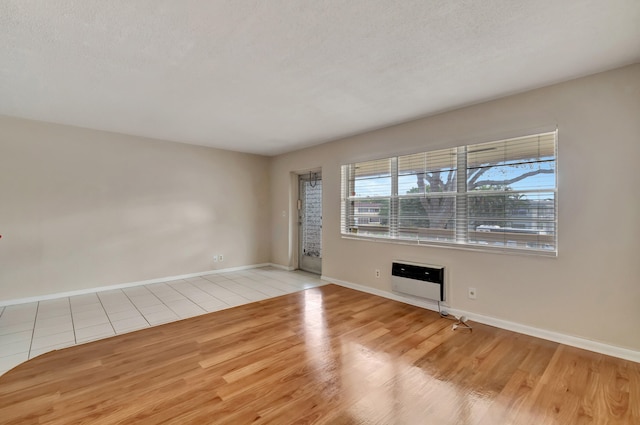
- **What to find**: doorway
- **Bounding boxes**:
[298,172,322,274]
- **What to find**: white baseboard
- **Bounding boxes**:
[322,275,640,363]
[321,275,442,312]
[0,263,272,307]
[268,263,296,271]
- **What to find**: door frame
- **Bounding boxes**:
[296,169,322,274]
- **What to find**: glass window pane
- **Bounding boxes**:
[398,170,457,195]
[353,176,391,197]
[398,148,457,194]
[468,192,556,250]
[467,133,555,169]
[350,198,390,237]
[467,132,556,193]
[468,161,555,191]
[397,195,455,241]
[350,159,392,198]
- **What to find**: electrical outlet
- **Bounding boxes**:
[468,287,477,299]
[213,255,218,263]
[218,254,224,262]
[375,269,380,278]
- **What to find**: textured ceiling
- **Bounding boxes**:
[1,1,639,156]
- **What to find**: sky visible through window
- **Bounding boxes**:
[352,162,555,199]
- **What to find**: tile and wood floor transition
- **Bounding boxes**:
[0,267,323,376]
[1,278,638,424]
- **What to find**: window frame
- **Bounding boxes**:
[340,131,558,257]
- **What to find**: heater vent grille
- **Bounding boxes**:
[391,261,444,301]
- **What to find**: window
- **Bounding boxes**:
[341,131,557,255]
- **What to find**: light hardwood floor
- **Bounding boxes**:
[0,284,638,424]
[0,268,323,374]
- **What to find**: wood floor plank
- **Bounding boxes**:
[0,284,638,424]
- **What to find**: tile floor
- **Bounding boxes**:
[0,267,324,376]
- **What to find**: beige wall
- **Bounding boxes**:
[2,65,638,352]
[270,64,640,351]
[0,116,271,302]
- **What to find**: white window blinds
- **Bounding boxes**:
[397,148,458,242]
[341,131,558,255]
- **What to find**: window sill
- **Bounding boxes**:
[340,234,558,258]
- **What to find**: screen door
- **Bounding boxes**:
[298,172,322,274]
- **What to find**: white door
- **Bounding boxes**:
[298,172,322,274]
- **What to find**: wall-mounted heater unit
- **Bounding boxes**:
[391,261,445,301]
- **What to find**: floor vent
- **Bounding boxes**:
[391,261,445,301]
